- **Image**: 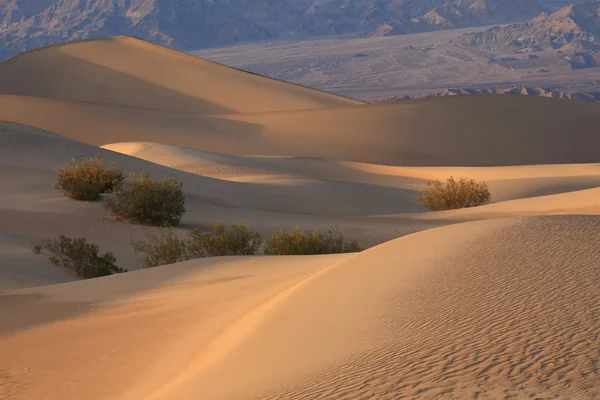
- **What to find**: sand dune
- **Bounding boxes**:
[0,254,352,400]
[1,93,600,166]
[0,37,361,114]
[2,216,598,400]
[105,141,600,204]
[1,37,599,400]
[0,93,599,166]
[177,215,600,400]
[4,120,600,288]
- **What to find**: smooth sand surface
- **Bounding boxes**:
[1,37,599,400]
[2,93,600,166]
[0,36,361,114]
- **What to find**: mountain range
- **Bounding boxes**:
[0,0,590,60]
[461,1,600,69]
[376,86,600,102]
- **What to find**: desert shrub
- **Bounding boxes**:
[263,226,363,255]
[187,221,262,259]
[36,235,127,278]
[417,176,491,211]
[131,229,189,268]
[105,171,186,227]
[32,244,42,255]
[55,157,125,201]
[131,221,262,268]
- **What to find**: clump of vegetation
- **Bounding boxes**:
[32,244,42,255]
[55,157,125,201]
[34,235,127,278]
[263,226,362,255]
[132,222,363,268]
[186,221,262,259]
[130,229,189,268]
[417,176,491,211]
[105,171,186,227]
[131,221,262,268]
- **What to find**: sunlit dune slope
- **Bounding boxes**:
[2,216,598,400]
[0,254,352,400]
[150,215,600,400]
[104,141,600,204]
[0,36,362,114]
[2,93,600,166]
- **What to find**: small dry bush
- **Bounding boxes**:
[35,235,127,278]
[131,221,262,268]
[186,221,262,259]
[263,226,362,255]
[131,229,189,268]
[105,171,186,227]
[32,244,42,254]
[55,157,125,201]
[417,176,491,211]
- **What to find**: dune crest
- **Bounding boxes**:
[150,216,600,400]
[0,36,362,114]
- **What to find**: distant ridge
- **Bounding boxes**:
[375,86,600,102]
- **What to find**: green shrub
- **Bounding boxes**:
[105,171,186,227]
[131,221,262,268]
[32,244,42,255]
[55,157,125,201]
[36,235,127,278]
[187,221,262,259]
[132,222,362,268]
[263,226,362,255]
[131,229,189,268]
[417,176,491,211]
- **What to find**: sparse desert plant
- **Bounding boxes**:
[105,171,186,227]
[263,226,363,255]
[32,244,42,255]
[186,221,262,258]
[131,229,189,268]
[131,221,262,268]
[417,176,491,211]
[132,222,362,268]
[35,235,127,278]
[55,157,125,201]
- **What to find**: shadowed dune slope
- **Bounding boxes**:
[1,216,598,400]
[4,120,600,289]
[1,94,600,166]
[0,36,362,114]
[0,38,598,166]
[103,141,600,203]
[0,254,352,400]
[0,121,418,290]
[223,95,600,166]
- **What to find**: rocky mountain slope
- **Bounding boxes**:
[461,2,600,69]
[0,0,560,60]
